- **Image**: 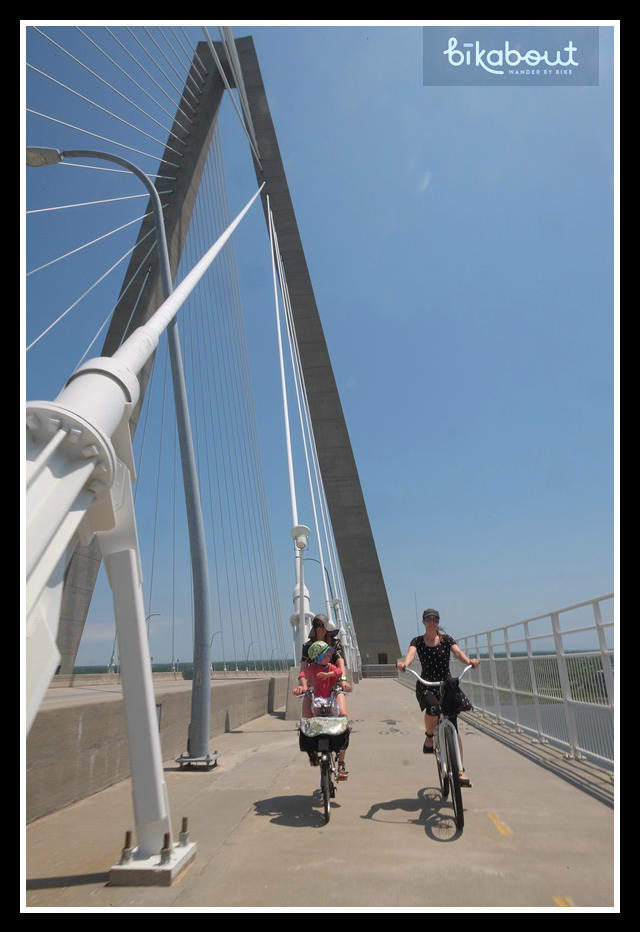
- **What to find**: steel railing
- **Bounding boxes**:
[361,664,398,678]
[399,594,614,768]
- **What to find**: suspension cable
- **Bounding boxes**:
[26,108,181,167]
[77,26,192,137]
[26,63,185,158]
[32,27,188,151]
[27,224,158,350]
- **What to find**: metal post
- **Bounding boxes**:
[487,631,502,723]
[79,149,211,759]
[32,146,214,762]
[523,620,545,742]
[592,598,614,704]
[550,611,581,758]
[504,626,521,732]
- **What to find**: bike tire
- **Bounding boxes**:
[444,727,464,831]
[435,735,449,799]
[320,757,331,823]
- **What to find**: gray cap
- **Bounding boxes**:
[422,608,440,620]
[312,613,339,632]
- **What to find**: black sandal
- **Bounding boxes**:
[423,731,435,754]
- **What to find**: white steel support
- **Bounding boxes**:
[98,466,197,883]
[97,461,172,856]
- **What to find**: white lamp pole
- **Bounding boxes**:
[27,146,214,763]
[291,525,311,663]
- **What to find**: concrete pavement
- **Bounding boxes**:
[24,678,616,910]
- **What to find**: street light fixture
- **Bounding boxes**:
[26,145,214,764]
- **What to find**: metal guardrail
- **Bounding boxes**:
[361,664,398,678]
[399,595,614,768]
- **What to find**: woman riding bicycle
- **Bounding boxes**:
[293,639,350,778]
[397,608,479,786]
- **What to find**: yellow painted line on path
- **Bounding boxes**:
[553,896,576,907]
[486,811,513,836]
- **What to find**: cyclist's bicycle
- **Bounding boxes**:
[297,687,349,823]
[404,664,473,832]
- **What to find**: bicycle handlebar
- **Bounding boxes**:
[402,664,473,687]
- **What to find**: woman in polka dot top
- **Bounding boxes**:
[397,608,479,786]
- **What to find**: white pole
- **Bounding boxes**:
[267,197,313,660]
[267,197,298,527]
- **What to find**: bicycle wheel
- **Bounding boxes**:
[320,756,331,823]
[435,734,449,799]
[444,726,464,831]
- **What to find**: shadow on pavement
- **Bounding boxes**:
[361,786,461,841]
[252,793,340,828]
[27,872,109,890]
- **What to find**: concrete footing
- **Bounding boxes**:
[109,842,197,887]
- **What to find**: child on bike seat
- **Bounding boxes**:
[295,641,347,718]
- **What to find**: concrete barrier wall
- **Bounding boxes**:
[27,673,290,823]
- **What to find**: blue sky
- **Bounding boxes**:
[24,23,617,665]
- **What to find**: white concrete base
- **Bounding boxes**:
[109,842,196,886]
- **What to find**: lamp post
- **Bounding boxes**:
[303,555,335,620]
[291,525,311,666]
[146,612,161,638]
[107,647,118,674]
[245,640,257,672]
[209,629,222,676]
[145,613,160,669]
[27,146,214,764]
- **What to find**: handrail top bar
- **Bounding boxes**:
[464,620,614,648]
[463,593,614,640]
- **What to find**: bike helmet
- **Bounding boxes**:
[308,640,332,661]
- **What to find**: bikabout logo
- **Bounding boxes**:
[423,26,599,86]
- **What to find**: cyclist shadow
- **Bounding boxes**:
[252,792,340,828]
[361,787,461,841]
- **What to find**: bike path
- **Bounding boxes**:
[24,679,616,910]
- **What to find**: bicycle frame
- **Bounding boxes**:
[404,664,472,831]
[297,686,347,823]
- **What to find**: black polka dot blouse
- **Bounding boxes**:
[410,633,456,714]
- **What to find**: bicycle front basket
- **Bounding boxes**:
[299,716,349,737]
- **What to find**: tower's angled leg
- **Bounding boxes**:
[234,36,401,664]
